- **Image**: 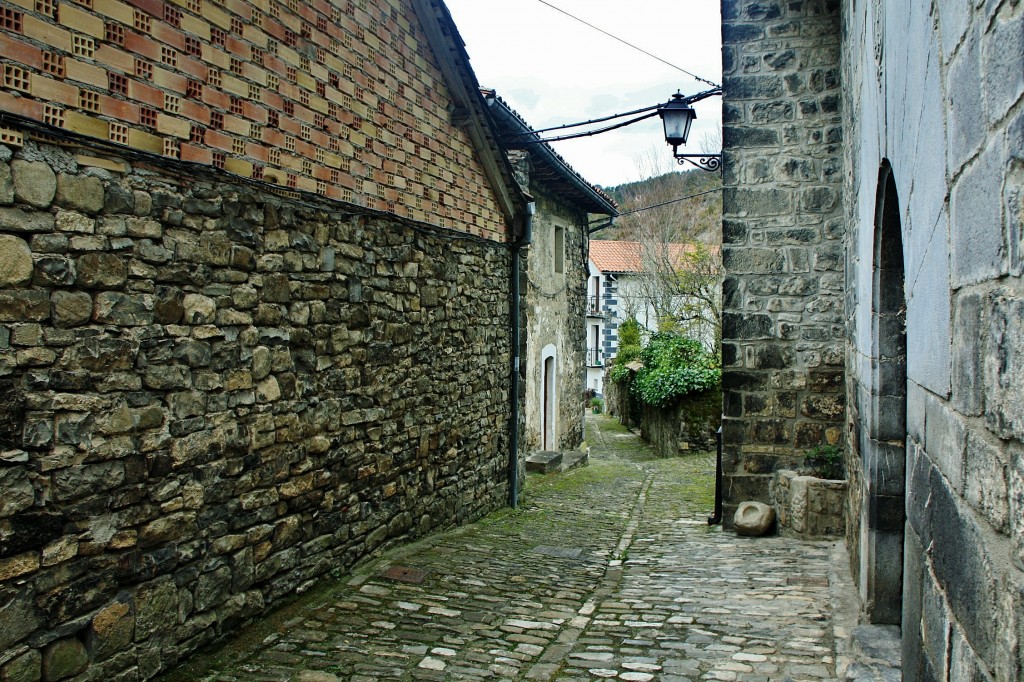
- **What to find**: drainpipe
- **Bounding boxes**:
[509,201,535,509]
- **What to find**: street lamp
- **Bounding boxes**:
[659,91,722,172]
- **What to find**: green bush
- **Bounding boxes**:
[804,444,845,479]
[630,333,720,408]
[609,317,643,385]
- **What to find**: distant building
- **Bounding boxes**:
[587,240,714,394]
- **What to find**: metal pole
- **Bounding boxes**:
[708,425,723,525]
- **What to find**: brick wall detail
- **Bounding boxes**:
[0,0,507,239]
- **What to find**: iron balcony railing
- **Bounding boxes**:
[586,348,602,367]
[586,296,601,315]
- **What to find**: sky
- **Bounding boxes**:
[444,0,723,188]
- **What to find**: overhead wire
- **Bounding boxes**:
[535,0,721,89]
[587,186,724,234]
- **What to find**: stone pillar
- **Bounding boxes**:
[719,0,845,521]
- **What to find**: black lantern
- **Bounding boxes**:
[659,91,722,172]
[659,92,697,151]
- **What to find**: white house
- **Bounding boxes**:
[585,238,720,393]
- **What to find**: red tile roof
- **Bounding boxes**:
[589,240,694,273]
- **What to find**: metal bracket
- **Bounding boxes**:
[675,154,722,173]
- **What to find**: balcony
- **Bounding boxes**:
[586,348,602,367]
[586,296,602,316]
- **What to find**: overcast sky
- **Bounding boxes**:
[444,0,723,188]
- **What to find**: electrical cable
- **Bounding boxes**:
[614,186,724,217]
[517,111,661,144]
[536,0,721,89]
[502,103,661,138]
[587,186,723,234]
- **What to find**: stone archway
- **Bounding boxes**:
[860,160,907,624]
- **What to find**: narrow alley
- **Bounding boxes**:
[158,415,893,682]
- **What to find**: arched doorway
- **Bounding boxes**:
[541,346,557,451]
[861,160,907,624]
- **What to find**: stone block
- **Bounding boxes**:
[50,292,92,328]
[722,74,782,100]
[0,468,34,517]
[985,291,1024,440]
[33,256,75,287]
[11,161,55,209]
[733,501,775,536]
[93,292,154,326]
[85,598,134,661]
[952,140,1005,287]
[951,291,984,415]
[722,313,773,340]
[0,235,33,287]
[923,395,965,492]
[902,527,926,682]
[723,187,793,217]
[1011,447,1024,569]
[1,647,41,682]
[75,253,126,289]
[963,431,1009,534]
[927,465,997,664]
[921,571,950,676]
[0,291,49,322]
[0,208,54,233]
[55,175,104,214]
[41,638,87,682]
[982,8,1024,126]
[0,162,12,205]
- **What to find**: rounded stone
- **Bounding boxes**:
[0,235,33,286]
[11,160,57,209]
[51,291,93,328]
[42,637,88,681]
[734,501,776,536]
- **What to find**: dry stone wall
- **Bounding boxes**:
[0,138,512,681]
[719,0,845,522]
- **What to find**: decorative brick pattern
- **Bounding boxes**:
[0,0,508,240]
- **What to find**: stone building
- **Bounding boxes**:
[0,0,538,680]
[721,0,1023,679]
[485,92,616,455]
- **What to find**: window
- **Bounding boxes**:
[554,226,564,274]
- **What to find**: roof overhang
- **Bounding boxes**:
[485,92,618,217]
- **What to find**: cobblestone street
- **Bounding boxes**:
[162,415,866,682]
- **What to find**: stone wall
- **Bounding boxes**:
[639,389,721,457]
[842,0,1023,679]
[773,469,846,538]
[521,185,588,454]
[0,137,513,681]
[719,0,845,522]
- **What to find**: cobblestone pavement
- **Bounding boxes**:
[163,415,869,682]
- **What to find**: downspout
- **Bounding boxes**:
[509,201,535,509]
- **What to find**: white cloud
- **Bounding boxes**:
[445,0,723,186]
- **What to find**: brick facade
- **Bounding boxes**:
[719,0,845,521]
[0,0,508,239]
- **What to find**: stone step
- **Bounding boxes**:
[525,450,589,474]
